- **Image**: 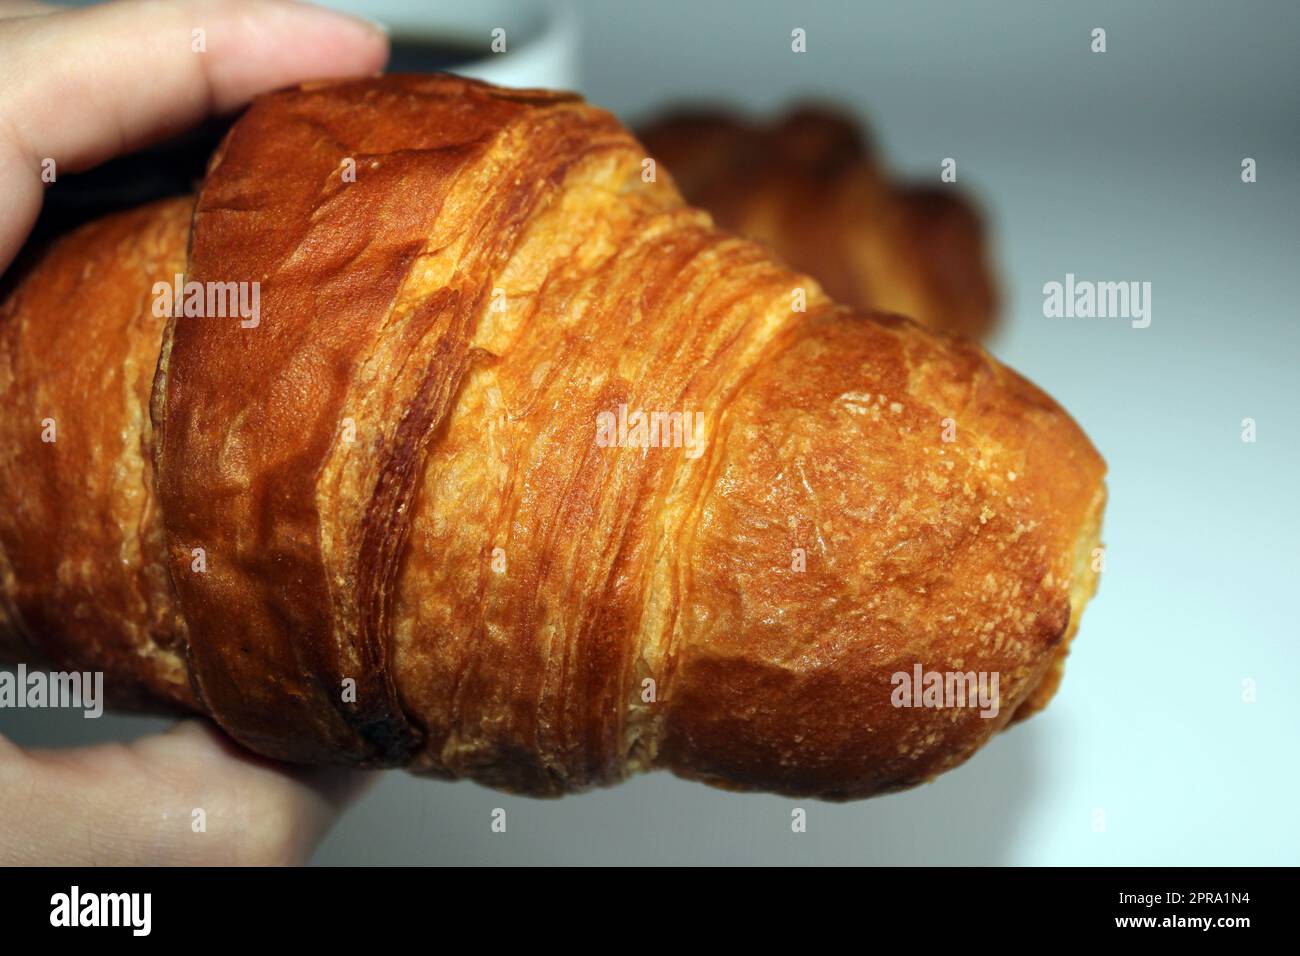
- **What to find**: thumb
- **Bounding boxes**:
[0,718,375,865]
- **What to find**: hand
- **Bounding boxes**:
[0,0,388,274]
[0,720,372,865]
[0,0,389,865]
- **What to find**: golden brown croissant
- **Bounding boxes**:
[639,106,999,340]
[0,75,1104,798]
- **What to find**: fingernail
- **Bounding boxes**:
[352,13,389,38]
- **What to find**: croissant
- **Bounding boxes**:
[639,106,999,340]
[0,75,1105,799]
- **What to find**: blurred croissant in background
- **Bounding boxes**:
[639,106,999,341]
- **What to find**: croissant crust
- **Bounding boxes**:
[0,76,1105,798]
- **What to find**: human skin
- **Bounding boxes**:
[0,0,389,865]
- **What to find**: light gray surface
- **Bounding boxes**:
[6,0,1298,865]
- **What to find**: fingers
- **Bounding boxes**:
[0,0,388,166]
[0,718,375,865]
[0,0,389,272]
[0,1,389,862]
[0,2,54,21]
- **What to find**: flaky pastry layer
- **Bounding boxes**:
[0,76,1104,798]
